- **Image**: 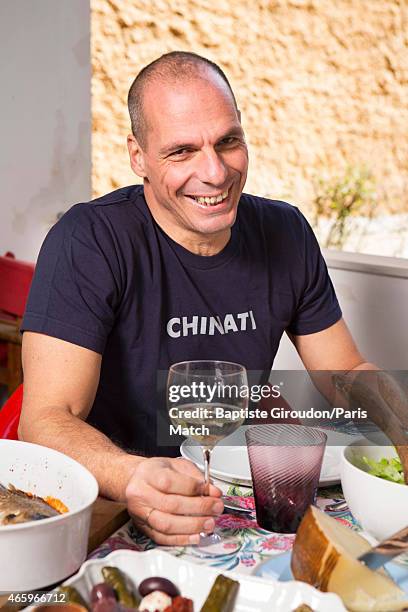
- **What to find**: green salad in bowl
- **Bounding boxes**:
[362,454,404,484]
[342,442,408,540]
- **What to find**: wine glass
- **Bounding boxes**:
[167,360,248,555]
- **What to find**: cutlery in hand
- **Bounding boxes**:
[358,524,408,570]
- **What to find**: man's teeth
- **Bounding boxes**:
[191,190,229,206]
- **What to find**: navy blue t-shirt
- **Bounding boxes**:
[22,186,341,455]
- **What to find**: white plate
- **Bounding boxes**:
[60,549,345,612]
[180,427,355,487]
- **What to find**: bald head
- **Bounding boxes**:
[127,51,238,150]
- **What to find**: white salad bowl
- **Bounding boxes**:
[341,439,408,541]
[0,439,98,592]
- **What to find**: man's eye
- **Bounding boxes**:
[172,148,190,156]
[218,137,238,146]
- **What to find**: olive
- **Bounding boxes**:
[91,583,117,604]
[138,577,180,598]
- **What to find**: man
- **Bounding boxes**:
[19,51,375,545]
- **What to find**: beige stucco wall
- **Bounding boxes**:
[91,0,408,214]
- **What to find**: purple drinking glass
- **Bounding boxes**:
[245,424,327,533]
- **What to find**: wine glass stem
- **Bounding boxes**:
[203,447,212,496]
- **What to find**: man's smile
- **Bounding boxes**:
[184,188,230,208]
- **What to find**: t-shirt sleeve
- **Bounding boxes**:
[287,208,342,335]
[21,206,121,354]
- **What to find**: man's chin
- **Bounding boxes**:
[193,214,237,238]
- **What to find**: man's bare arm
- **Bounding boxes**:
[290,318,408,478]
[289,318,377,404]
[19,332,142,501]
[290,318,373,369]
[19,332,223,544]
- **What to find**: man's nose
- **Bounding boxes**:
[196,149,228,185]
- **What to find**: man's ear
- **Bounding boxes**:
[127,134,147,178]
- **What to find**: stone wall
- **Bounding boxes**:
[91,0,408,214]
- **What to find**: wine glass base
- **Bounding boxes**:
[193,530,241,557]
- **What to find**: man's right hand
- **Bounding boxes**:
[21,333,224,541]
[125,456,224,545]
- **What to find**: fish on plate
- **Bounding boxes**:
[0,483,67,525]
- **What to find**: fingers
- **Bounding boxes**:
[125,456,225,545]
[173,457,223,498]
[173,456,205,479]
[128,481,223,517]
[140,458,221,498]
[130,509,216,547]
[145,508,216,535]
[142,464,204,497]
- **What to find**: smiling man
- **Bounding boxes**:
[19,51,373,545]
[126,60,248,255]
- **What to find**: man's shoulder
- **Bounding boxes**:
[49,185,147,241]
[62,184,145,224]
[239,192,303,224]
[90,184,144,207]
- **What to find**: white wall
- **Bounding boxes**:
[274,263,408,371]
[0,0,91,262]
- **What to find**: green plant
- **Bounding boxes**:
[311,167,376,249]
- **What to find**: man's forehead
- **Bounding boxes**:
[142,74,239,144]
[143,72,236,118]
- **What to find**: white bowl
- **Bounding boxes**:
[0,439,98,592]
[341,439,408,541]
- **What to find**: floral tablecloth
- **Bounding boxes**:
[87,482,361,574]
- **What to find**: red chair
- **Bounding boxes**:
[0,253,35,395]
[0,383,23,439]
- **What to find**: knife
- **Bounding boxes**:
[358,525,408,570]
